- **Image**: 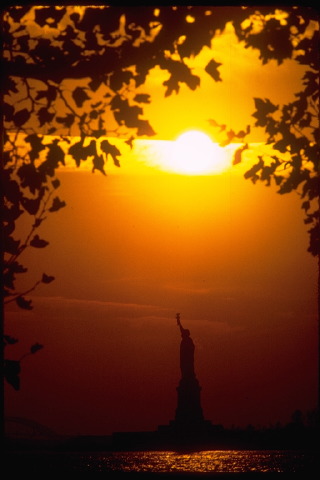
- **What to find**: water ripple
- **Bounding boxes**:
[79,450,318,473]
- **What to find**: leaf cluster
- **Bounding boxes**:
[3,132,64,310]
[4,341,44,390]
[208,8,319,256]
[3,5,228,145]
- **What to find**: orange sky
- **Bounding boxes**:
[5,167,318,435]
[4,9,319,436]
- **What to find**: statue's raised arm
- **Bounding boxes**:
[176,313,185,335]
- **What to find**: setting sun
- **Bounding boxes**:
[170,130,229,175]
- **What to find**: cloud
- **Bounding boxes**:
[8,295,174,323]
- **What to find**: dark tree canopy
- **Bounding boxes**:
[1,5,319,388]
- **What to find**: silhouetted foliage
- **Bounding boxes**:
[208,8,319,257]
[3,338,44,390]
[2,6,319,389]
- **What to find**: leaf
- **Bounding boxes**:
[4,335,19,345]
[4,236,21,255]
[136,119,156,137]
[113,101,143,128]
[35,86,57,104]
[56,113,74,128]
[25,134,46,162]
[35,90,49,101]
[302,176,319,201]
[274,175,283,186]
[42,273,55,284]
[70,12,80,23]
[227,130,235,142]
[233,144,248,165]
[298,112,312,129]
[252,98,278,127]
[307,219,319,257]
[52,178,60,189]
[16,296,33,310]
[69,139,96,166]
[6,260,27,276]
[3,102,14,121]
[236,126,251,139]
[4,261,27,293]
[89,77,104,91]
[20,196,41,215]
[90,110,99,119]
[110,94,125,112]
[220,130,235,147]
[34,6,66,28]
[92,128,106,138]
[100,139,121,166]
[109,70,134,91]
[91,101,102,109]
[49,196,66,212]
[3,202,24,228]
[125,136,135,149]
[208,118,218,127]
[185,73,200,91]
[244,157,264,180]
[30,343,44,354]
[13,108,30,127]
[85,140,97,156]
[163,76,179,97]
[301,200,310,212]
[39,141,65,177]
[17,163,45,194]
[72,86,90,108]
[4,359,21,390]
[134,93,151,103]
[205,59,222,82]
[69,140,85,166]
[33,217,44,228]
[30,234,49,248]
[4,179,21,204]
[5,77,18,94]
[92,154,106,175]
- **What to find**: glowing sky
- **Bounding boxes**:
[5,165,317,435]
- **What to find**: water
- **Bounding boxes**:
[76,450,318,473]
[5,450,318,474]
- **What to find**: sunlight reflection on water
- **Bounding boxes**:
[79,450,317,473]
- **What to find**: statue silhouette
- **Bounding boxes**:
[176,313,195,379]
[156,313,213,438]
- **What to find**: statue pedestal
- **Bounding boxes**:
[174,376,204,426]
[158,375,214,437]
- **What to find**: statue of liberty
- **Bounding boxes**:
[176,313,195,379]
[157,313,212,435]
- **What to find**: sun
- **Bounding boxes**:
[127,130,231,176]
[169,130,229,175]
